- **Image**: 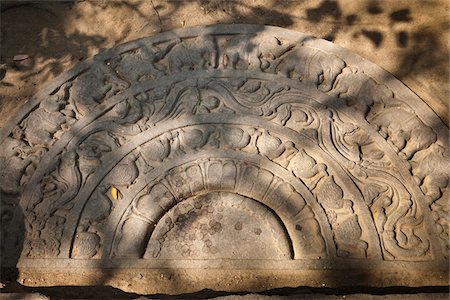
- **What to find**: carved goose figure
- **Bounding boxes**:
[108,154,139,189]
[257,130,283,160]
[178,126,218,151]
[222,127,252,150]
[139,134,171,163]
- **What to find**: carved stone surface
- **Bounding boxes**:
[0,25,448,293]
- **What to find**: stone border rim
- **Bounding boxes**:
[1,24,448,293]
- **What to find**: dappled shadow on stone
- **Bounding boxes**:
[0,3,448,297]
[1,24,449,294]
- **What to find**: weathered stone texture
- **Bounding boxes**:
[0,25,448,293]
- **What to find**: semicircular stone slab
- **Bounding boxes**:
[0,24,448,293]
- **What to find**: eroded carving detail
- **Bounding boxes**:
[70,63,129,118]
[23,151,81,258]
[315,176,368,258]
[145,192,292,259]
[411,144,449,257]
[0,26,446,269]
[112,158,326,259]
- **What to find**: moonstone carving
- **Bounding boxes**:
[0,25,448,293]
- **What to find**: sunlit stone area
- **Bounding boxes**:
[0,23,448,297]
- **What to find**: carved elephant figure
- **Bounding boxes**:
[166,35,217,72]
[368,107,437,159]
[114,41,178,81]
[221,34,289,70]
[332,68,394,116]
[70,63,129,118]
[411,144,448,203]
[275,47,345,92]
[21,97,67,147]
[0,137,32,194]
[115,47,164,81]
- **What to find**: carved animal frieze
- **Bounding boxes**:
[164,35,217,72]
[1,26,447,279]
[114,40,178,81]
[368,106,437,160]
[331,67,394,117]
[69,63,129,118]
[220,34,291,71]
[275,46,346,92]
